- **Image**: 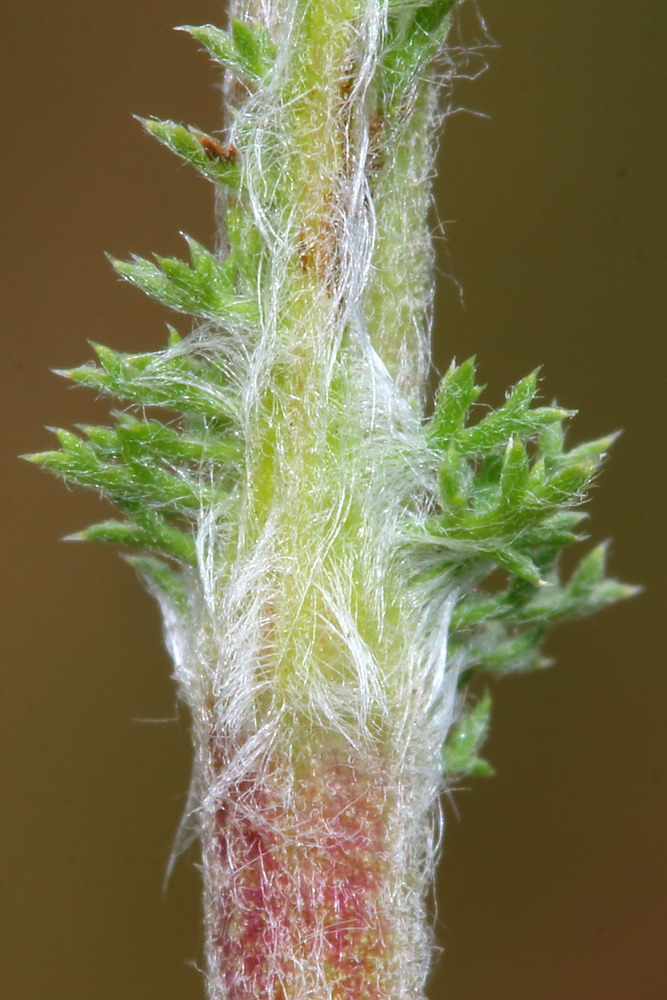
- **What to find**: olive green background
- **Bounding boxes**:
[1,1,664,997]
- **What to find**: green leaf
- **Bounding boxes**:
[231,19,270,79]
[429,357,483,443]
[538,418,566,457]
[226,204,262,285]
[490,546,544,586]
[450,593,504,630]
[464,624,549,675]
[109,237,258,322]
[140,118,240,187]
[441,693,493,778]
[582,579,641,611]
[63,341,237,420]
[518,510,587,549]
[423,361,633,692]
[124,555,188,608]
[499,438,529,507]
[437,448,470,511]
[29,427,216,516]
[549,432,620,477]
[382,0,458,109]
[410,0,459,36]
[568,542,608,593]
[180,23,236,66]
[107,413,241,465]
[180,20,275,81]
[72,518,197,563]
[540,459,597,506]
[461,389,571,456]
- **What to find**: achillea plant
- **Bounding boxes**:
[27,2,634,997]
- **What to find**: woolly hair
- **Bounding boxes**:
[28,1,633,997]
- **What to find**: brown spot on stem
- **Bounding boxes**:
[367,113,385,172]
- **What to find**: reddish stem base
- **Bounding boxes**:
[203,739,406,1000]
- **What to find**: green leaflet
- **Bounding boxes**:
[29,430,210,515]
[124,554,188,609]
[24,323,242,566]
[74,518,196,565]
[441,693,494,779]
[140,118,240,187]
[425,360,616,586]
[62,341,237,419]
[225,205,262,286]
[424,360,636,773]
[381,0,458,114]
[30,416,238,515]
[110,235,258,322]
[26,402,238,564]
[25,19,270,576]
[179,19,276,82]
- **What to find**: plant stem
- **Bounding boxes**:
[194,5,451,995]
[29,2,634,995]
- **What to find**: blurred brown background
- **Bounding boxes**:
[1,1,664,997]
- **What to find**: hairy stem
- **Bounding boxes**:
[28,1,633,996]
